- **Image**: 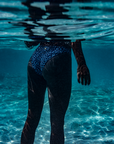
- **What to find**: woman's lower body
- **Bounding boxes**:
[21,44,72,144]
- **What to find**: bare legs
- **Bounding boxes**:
[21,53,71,144]
[21,61,46,144]
[43,53,71,144]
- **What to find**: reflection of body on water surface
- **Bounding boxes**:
[21,0,73,48]
[20,0,94,48]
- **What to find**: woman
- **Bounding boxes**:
[21,0,91,144]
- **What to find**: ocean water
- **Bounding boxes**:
[0,0,114,144]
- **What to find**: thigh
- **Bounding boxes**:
[28,60,47,113]
[42,53,72,120]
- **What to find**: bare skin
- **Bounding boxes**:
[71,40,91,85]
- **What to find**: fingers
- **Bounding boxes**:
[84,75,87,85]
[77,65,91,85]
[81,75,84,85]
[77,73,91,85]
[77,72,81,83]
[84,74,91,85]
[88,74,91,85]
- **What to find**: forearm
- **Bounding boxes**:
[72,40,86,67]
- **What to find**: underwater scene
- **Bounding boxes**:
[0,0,114,143]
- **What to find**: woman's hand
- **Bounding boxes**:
[77,64,91,85]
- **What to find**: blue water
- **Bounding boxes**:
[0,0,114,144]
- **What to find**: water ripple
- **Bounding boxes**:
[0,1,114,49]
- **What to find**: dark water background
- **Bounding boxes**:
[0,0,114,143]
